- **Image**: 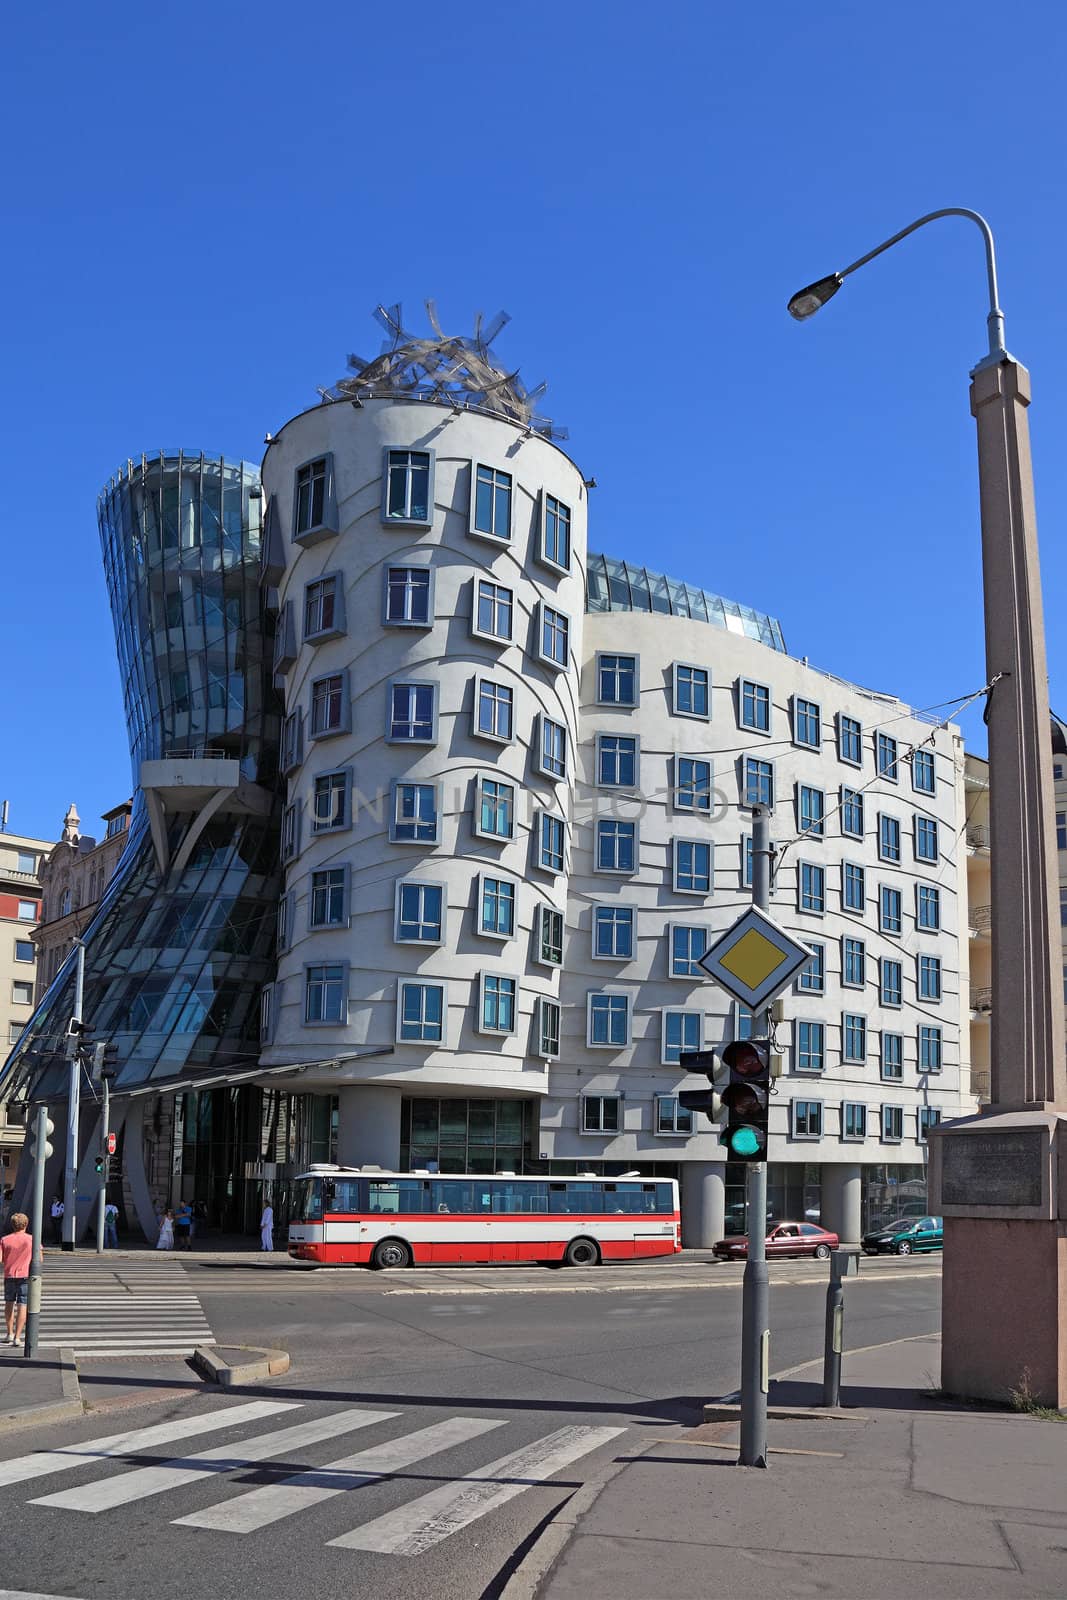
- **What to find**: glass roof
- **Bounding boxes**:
[585,552,787,653]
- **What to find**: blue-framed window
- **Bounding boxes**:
[311,671,349,737]
[539,603,570,669]
[656,1097,694,1135]
[842,936,865,988]
[843,1013,866,1062]
[597,653,637,706]
[305,573,345,639]
[744,757,774,807]
[918,954,942,1002]
[881,1104,904,1143]
[309,867,348,928]
[480,876,516,939]
[740,679,771,732]
[876,732,899,781]
[662,1009,702,1065]
[477,776,515,839]
[384,448,432,525]
[797,1020,825,1073]
[792,1100,823,1139]
[798,942,825,993]
[541,493,571,571]
[537,997,562,1059]
[843,861,865,914]
[735,1004,756,1041]
[879,885,903,935]
[918,1107,941,1142]
[917,884,941,930]
[915,816,939,863]
[473,464,512,540]
[399,981,445,1043]
[538,715,567,781]
[1059,811,1067,850]
[312,769,350,834]
[480,973,517,1033]
[386,566,432,626]
[674,663,710,718]
[880,958,902,1008]
[670,924,709,978]
[881,1033,904,1081]
[799,861,825,913]
[841,787,864,839]
[919,1025,943,1072]
[911,748,936,794]
[598,734,638,787]
[388,681,435,742]
[794,697,821,749]
[742,833,753,887]
[391,781,439,844]
[474,578,513,640]
[842,1102,867,1141]
[538,813,566,874]
[537,905,564,965]
[396,882,444,944]
[674,839,712,894]
[597,819,636,873]
[475,678,514,741]
[305,963,346,1024]
[798,785,825,838]
[294,456,330,537]
[838,714,862,766]
[878,813,901,862]
[594,904,635,959]
[588,992,630,1047]
[675,757,712,813]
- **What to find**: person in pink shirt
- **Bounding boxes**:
[1,1214,33,1346]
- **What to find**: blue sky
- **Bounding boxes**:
[4,0,1066,842]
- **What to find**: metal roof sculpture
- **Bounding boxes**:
[325,301,568,440]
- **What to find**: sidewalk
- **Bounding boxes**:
[0,1346,82,1433]
[519,1336,1067,1600]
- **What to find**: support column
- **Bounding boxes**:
[337,1085,402,1169]
[680,1161,725,1248]
[821,1163,862,1246]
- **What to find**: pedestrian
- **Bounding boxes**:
[259,1200,274,1252]
[1,1213,32,1346]
[174,1200,192,1252]
[156,1209,174,1251]
[103,1201,119,1250]
[50,1196,64,1247]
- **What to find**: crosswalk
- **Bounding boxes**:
[28,1258,214,1357]
[0,1399,624,1556]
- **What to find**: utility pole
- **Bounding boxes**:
[62,939,85,1251]
[739,805,773,1468]
[24,1106,53,1359]
[94,1048,116,1254]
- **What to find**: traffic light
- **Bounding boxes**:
[677,1048,729,1121]
[90,1040,119,1080]
[94,1156,105,1175]
[720,1039,772,1162]
[28,1113,55,1161]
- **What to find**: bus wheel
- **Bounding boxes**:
[371,1239,412,1270]
[564,1237,600,1268]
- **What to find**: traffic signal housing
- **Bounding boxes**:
[28,1114,55,1161]
[677,1048,729,1122]
[720,1039,772,1163]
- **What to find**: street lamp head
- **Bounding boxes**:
[787,273,843,320]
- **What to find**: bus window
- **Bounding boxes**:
[331,1178,363,1213]
[654,1182,675,1214]
[607,1184,657,1214]
[430,1180,491,1214]
[293,1178,323,1222]
[549,1182,604,1215]
[491,1181,550,1214]
[368,1179,426,1214]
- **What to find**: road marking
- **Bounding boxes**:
[0,1590,90,1598]
[0,1402,298,1489]
[174,1415,506,1533]
[31,1409,399,1514]
[328,1424,625,1555]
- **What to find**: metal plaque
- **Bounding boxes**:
[940,1129,1044,1208]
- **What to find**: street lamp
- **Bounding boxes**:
[788,209,1067,1407]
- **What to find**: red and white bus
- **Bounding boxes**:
[288,1166,681,1269]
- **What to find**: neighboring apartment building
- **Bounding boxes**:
[0,825,49,1189]
[964,753,992,1105]
[33,800,132,999]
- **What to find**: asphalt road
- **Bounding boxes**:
[0,1255,941,1600]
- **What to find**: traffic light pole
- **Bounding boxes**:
[24,1106,50,1359]
[739,805,772,1468]
[62,939,86,1252]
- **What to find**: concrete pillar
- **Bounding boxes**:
[337,1085,402,1169]
[821,1163,862,1245]
[680,1161,726,1248]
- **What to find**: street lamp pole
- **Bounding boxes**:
[789,210,1067,1405]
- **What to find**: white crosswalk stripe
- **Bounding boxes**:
[28,1260,215,1357]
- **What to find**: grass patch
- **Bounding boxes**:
[1008,1370,1067,1422]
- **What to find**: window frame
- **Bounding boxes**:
[309,669,351,741]
[311,767,352,836]
[917,1106,942,1143]
[878,812,902,863]
[389,780,441,846]
[837,713,862,767]
[660,1007,703,1065]
[672,837,713,895]
[879,884,903,936]
[387,678,438,745]
[914,815,939,864]
[880,1031,904,1082]
[798,783,826,839]
[840,785,864,840]
[534,903,564,966]
[293,453,336,545]
[918,953,943,1003]
[586,990,632,1049]
[669,922,710,980]
[880,956,903,1009]
[581,1094,621,1134]
[797,942,825,994]
[381,446,434,528]
[470,576,514,644]
[473,774,516,842]
[673,755,713,816]
[795,1019,826,1074]
[535,996,562,1060]
[841,1101,868,1142]
[742,754,775,808]
[876,731,899,782]
[478,970,519,1035]
[881,1104,904,1144]
[470,462,513,543]
[916,883,941,931]
[535,810,567,876]
[308,864,350,931]
[394,879,446,946]
[592,903,636,962]
[478,873,518,942]
[303,960,349,1027]
[841,935,866,990]
[739,678,771,735]
[595,817,638,875]
[536,600,571,672]
[798,860,825,914]
[539,490,572,574]
[281,801,302,864]
[304,571,347,642]
[655,1095,694,1136]
[919,1024,943,1073]
[396,979,448,1045]
[596,732,639,789]
[595,652,639,708]
[473,675,515,744]
[842,1011,867,1064]
[672,661,711,721]
[911,748,936,795]
[792,1099,824,1140]
[536,713,568,782]
[383,564,434,629]
[793,695,822,751]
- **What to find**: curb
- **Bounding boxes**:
[702,1400,866,1423]
[499,1450,637,1600]
[0,1347,83,1435]
[191,1344,290,1386]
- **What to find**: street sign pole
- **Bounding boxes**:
[739,804,773,1468]
[95,1071,110,1255]
[24,1106,51,1359]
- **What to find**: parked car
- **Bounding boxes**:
[862,1215,943,1256]
[713,1222,840,1261]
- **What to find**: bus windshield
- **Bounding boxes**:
[293,1178,324,1223]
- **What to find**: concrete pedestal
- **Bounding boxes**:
[337,1085,402,1169]
[820,1163,862,1245]
[680,1162,726,1248]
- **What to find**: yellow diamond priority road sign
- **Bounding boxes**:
[698,905,812,1009]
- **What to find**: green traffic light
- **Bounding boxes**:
[729,1127,762,1158]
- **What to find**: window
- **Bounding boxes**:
[537,715,567,781]
[796,1021,825,1073]
[799,862,825,913]
[674,839,712,894]
[309,867,347,928]
[674,663,710,719]
[878,814,901,862]
[877,732,898,780]
[480,972,517,1032]
[917,884,941,930]
[740,679,770,733]
[259,984,274,1044]
[597,734,638,788]
[537,812,566,874]
[277,892,293,954]
[385,566,432,627]
[475,678,514,742]
[16,851,37,874]
[912,749,936,794]
[536,905,564,966]
[670,924,709,978]
[841,787,864,839]
[480,876,516,939]
[735,1003,755,1042]
[305,574,344,639]
[398,981,446,1043]
[12,981,33,1006]
[742,834,753,888]
[841,1102,867,1141]
[537,997,561,1059]
[880,958,903,1008]
[541,493,571,571]
[597,653,638,706]
[879,885,903,934]
[919,1025,943,1072]
[743,757,774,808]
[918,1106,941,1142]
[597,819,636,874]
[60,889,71,916]
[384,448,432,525]
[472,464,512,541]
[14,940,34,963]
[395,882,444,944]
[915,816,939,863]
[305,963,346,1024]
[798,785,825,838]
[475,776,515,840]
[582,1095,620,1133]
[294,456,331,538]
[594,905,635,960]
[281,711,303,774]
[792,1100,823,1139]
[389,681,436,742]
[1059,812,1067,850]
[310,672,348,738]
[842,1013,866,1063]
[538,604,570,670]
[842,936,865,988]
[881,1032,904,1081]
[798,943,825,994]
[918,954,942,1002]
[312,769,350,834]
[662,1009,702,1065]
[674,757,712,814]
[794,697,821,749]
[473,579,512,642]
[881,1104,904,1143]
[281,803,301,863]
[655,1097,693,1135]
[587,993,630,1048]
[391,781,439,844]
